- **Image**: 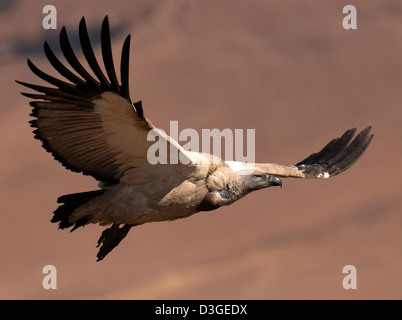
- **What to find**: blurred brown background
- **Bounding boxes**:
[1,0,401,299]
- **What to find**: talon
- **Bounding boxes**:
[96,224,119,248]
[96,224,132,261]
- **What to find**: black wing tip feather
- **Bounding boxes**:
[297,126,373,178]
[100,15,120,92]
[102,15,110,29]
[120,34,131,100]
[79,16,112,91]
[18,15,139,109]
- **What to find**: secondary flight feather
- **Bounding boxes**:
[18,16,373,261]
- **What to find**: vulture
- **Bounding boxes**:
[17,16,373,261]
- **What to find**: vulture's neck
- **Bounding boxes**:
[196,164,248,212]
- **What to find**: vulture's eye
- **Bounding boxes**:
[252,174,264,180]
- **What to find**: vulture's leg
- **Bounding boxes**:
[96,224,133,261]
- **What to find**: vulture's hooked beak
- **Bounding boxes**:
[269,175,282,188]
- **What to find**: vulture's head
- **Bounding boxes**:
[202,165,282,211]
[241,170,282,191]
[219,169,282,205]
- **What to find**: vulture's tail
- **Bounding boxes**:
[51,190,106,231]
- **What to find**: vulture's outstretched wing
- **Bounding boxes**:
[254,126,373,179]
[17,16,195,184]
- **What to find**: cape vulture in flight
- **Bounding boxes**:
[18,16,373,261]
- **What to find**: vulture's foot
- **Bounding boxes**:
[96,224,132,261]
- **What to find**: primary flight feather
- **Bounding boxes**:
[18,16,373,261]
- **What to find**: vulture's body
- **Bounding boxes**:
[18,17,373,261]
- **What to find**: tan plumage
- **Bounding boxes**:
[18,16,373,261]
